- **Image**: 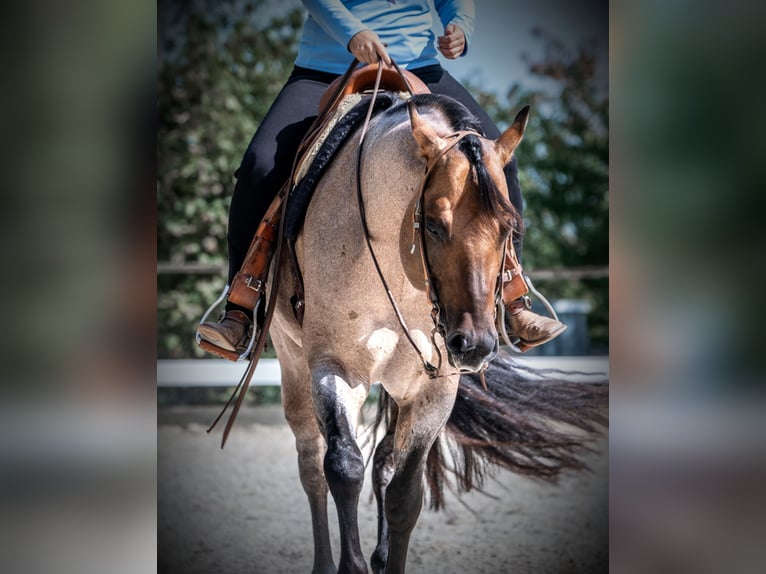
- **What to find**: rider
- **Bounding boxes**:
[197,0,566,354]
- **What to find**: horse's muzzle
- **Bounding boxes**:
[445,329,498,371]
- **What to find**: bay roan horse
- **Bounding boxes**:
[268,92,607,574]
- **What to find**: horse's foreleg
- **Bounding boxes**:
[370,407,398,574]
[294,433,336,574]
[284,418,336,574]
[313,361,370,574]
[381,446,428,574]
[382,389,457,574]
[280,341,336,574]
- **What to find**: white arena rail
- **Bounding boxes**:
[157,357,608,387]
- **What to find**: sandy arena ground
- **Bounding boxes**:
[158,406,607,574]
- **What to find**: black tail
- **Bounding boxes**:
[424,351,608,510]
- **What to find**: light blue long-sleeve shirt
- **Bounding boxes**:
[295,0,475,74]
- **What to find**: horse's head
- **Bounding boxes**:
[408,101,529,371]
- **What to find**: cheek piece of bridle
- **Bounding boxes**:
[356,59,506,379]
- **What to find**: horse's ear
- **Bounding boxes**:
[495,105,530,165]
[408,100,444,160]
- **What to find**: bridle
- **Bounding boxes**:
[355,60,507,378]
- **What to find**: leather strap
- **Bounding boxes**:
[506,296,532,313]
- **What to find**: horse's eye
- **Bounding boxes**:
[425,218,446,241]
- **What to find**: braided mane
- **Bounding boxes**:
[410,93,522,236]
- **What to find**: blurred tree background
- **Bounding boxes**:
[157,1,608,359]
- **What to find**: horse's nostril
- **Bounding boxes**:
[446,332,475,355]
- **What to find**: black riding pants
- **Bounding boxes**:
[226,65,524,302]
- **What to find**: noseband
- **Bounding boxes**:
[355,61,506,378]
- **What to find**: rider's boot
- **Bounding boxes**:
[501,244,567,352]
[196,193,283,360]
[196,309,253,354]
[504,296,567,351]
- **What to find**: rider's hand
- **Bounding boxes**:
[348,30,391,66]
[437,24,466,59]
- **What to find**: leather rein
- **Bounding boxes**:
[355,60,506,379]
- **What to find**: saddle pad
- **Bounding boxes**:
[284,91,401,241]
[294,92,363,184]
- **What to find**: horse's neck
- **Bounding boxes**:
[301,108,449,300]
[344,117,437,306]
[295,109,442,373]
[358,119,423,235]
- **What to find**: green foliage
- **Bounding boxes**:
[470,34,609,350]
[157,1,304,358]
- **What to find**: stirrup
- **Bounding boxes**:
[496,274,561,352]
[195,283,259,361]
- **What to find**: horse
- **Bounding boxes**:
[267,91,607,574]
